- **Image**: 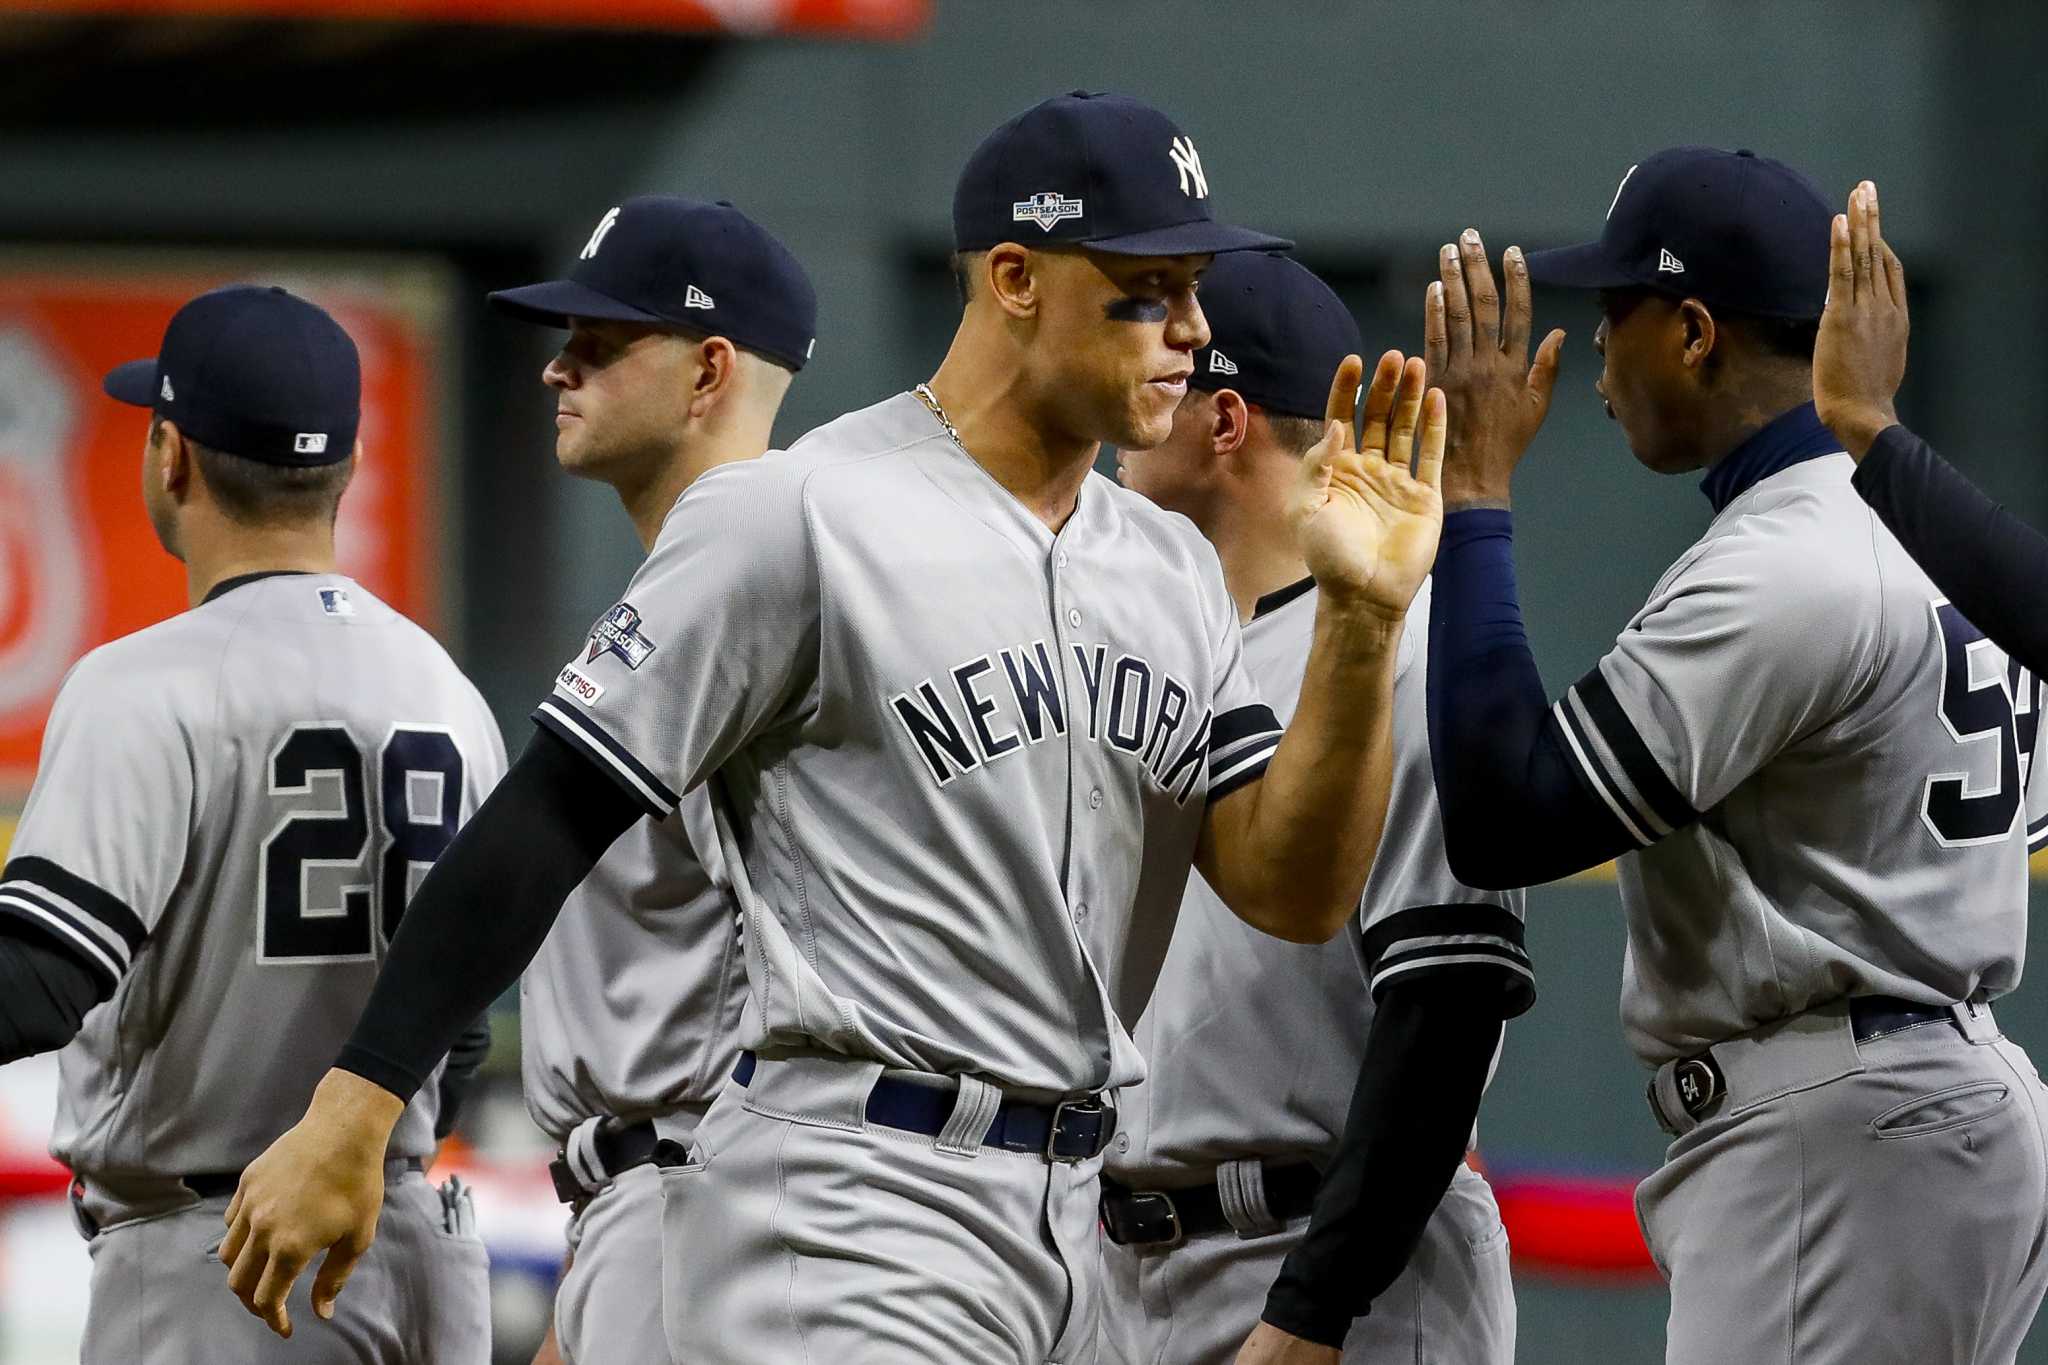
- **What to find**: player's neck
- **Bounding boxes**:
[180,517,339,608]
[1209,509,1309,624]
[613,413,780,553]
[927,336,1097,534]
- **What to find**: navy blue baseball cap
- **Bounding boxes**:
[1525,147,1833,320]
[490,196,818,371]
[102,284,360,467]
[953,91,1291,258]
[1190,252,1361,420]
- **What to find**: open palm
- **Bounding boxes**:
[1291,351,1446,621]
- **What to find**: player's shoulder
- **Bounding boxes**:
[1673,454,1880,607]
[1088,471,1218,565]
[58,601,238,706]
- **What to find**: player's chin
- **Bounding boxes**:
[1118,395,1179,451]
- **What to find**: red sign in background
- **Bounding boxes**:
[0,0,928,33]
[0,260,449,798]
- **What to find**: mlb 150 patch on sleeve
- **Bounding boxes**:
[557,665,605,706]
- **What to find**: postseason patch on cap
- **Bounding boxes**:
[1013,192,1084,232]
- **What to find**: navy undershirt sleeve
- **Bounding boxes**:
[335,725,641,1101]
[1260,974,1505,1344]
[0,930,105,1062]
[1427,509,1641,888]
[433,1015,495,1140]
[1853,424,2048,678]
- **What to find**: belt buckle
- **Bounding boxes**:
[1046,1097,1115,1164]
[1112,1190,1185,1250]
[1674,1055,1721,1118]
[547,1155,587,1206]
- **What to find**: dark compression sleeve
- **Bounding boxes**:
[1427,509,1645,888]
[334,725,641,1100]
[433,1015,495,1140]
[1853,423,2048,678]
[1260,975,1509,1345]
[0,930,106,1062]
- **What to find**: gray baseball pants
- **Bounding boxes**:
[554,1161,668,1365]
[1637,1001,2048,1364]
[1096,1161,1514,1365]
[78,1166,490,1364]
[659,1053,1103,1364]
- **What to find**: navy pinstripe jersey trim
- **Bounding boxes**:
[1359,903,1535,1017]
[2030,810,2048,853]
[531,701,678,818]
[1206,702,1282,804]
[1556,667,1698,847]
[0,857,147,996]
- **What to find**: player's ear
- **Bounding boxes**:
[157,418,195,502]
[1210,389,1252,459]
[689,336,739,417]
[983,243,1040,320]
[1678,299,1717,371]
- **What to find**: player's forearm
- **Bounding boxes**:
[1852,424,2048,678]
[0,933,104,1062]
[1262,977,1503,1343]
[335,727,639,1101]
[1428,510,1638,886]
[1207,600,1399,943]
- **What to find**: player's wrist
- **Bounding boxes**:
[1822,403,1897,461]
[310,1068,407,1150]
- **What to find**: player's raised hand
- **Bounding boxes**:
[1234,1321,1343,1365]
[220,1069,403,1337]
[1423,229,1565,510]
[1814,180,1908,460]
[1289,349,1445,623]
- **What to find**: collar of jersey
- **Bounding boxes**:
[201,568,316,606]
[1698,401,1842,514]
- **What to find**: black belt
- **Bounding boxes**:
[731,1052,1117,1164]
[549,1120,689,1206]
[1659,995,1959,1127]
[182,1156,424,1202]
[1100,1162,1322,1249]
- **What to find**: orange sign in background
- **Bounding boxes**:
[1,0,929,34]
[0,256,451,799]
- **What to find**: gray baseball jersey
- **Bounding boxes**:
[519,795,746,1142]
[1112,577,1528,1178]
[533,392,1283,1096]
[1554,452,2047,1063]
[0,573,505,1179]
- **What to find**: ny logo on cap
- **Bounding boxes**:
[685,285,715,310]
[1169,136,1208,199]
[1012,191,1084,232]
[1657,249,1686,274]
[581,206,622,261]
[1607,164,1638,220]
[159,375,175,402]
[1208,350,1239,376]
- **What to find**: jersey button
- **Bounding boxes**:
[1088,788,1103,810]
[1074,902,1090,923]
[1115,1132,1131,1154]
[1066,607,1082,628]
[1056,551,1070,569]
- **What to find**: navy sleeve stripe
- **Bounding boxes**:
[1207,740,1277,805]
[1359,903,1525,969]
[531,702,677,818]
[1209,704,1282,755]
[0,890,123,995]
[1362,904,1536,1018]
[1,856,146,952]
[1570,669,1697,833]
[2029,810,2048,853]
[1553,698,1656,848]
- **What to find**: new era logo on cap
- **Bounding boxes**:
[1209,350,1239,376]
[1658,249,1686,274]
[685,285,715,310]
[1013,192,1085,232]
[294,432,328,454]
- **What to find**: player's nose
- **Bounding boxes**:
[542,354,577,389]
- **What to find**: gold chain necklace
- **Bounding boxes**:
[912,382,964,448]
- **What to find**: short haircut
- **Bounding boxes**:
[1264,411,1327,457]
[950,250,980,306]
[152,414,354,526]
[1600,287,1818,362]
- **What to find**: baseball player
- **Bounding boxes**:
[1814,179,2048,682]
[1422,148,2048,1362]
[222,90,1449,1363]
[492,195,816,1365]
[0,285,504,1362]
[1105,250,1529,1365]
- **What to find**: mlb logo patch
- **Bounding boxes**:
[1012,192,1084,232]
[318,587,355,617]
[586,602,657,669]
[295,432,329,455]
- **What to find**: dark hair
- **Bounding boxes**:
[151,414,353,526]
[951,250,979,306]
[1265,412,1327,457]
[1599,287,1817,361]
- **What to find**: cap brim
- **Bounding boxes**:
[1083,220,1293,257]
[1522,240,1640,291]
[102,358,158,407]
[486,280,667,329]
